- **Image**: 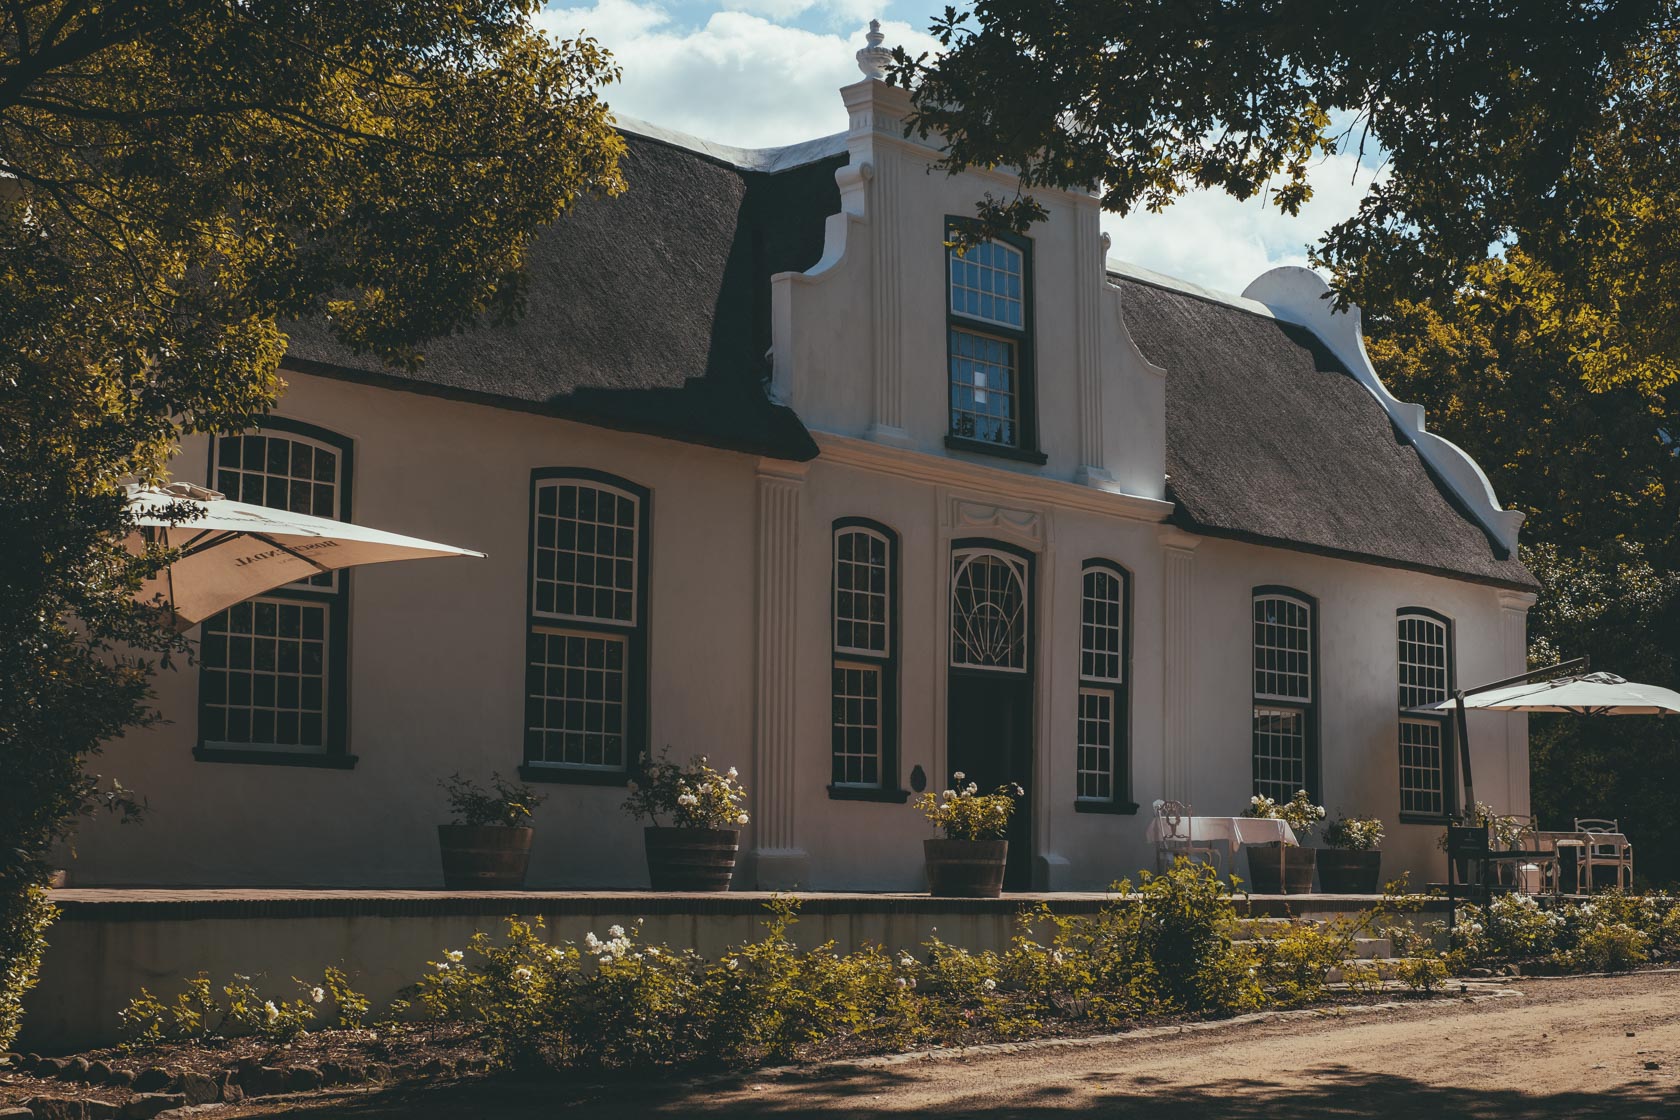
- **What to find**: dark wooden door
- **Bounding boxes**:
[946,672,1033,889]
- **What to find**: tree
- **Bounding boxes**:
[0,0,625,1047]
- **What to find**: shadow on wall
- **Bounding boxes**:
[223,1067,1680,1119]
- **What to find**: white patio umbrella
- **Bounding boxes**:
[1407,666,1680,809]
[1411,671,1680,718]
[126,481,484,628]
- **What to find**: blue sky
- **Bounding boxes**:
[536,0,1381,293]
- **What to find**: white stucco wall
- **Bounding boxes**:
[65,75,1533,894]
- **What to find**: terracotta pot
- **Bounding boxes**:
[644,827,740,891]
[1317,849,1382,894]
[1246,843,1317,894]
[437,825,533,890]
[924,838,1008,898]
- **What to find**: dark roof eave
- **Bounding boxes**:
[282,356,819,463]
[1168,507,1540,593]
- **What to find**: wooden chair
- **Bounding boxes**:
[1574,818,1634,891]
[1153,800,1222,875]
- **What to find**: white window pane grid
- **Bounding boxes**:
[951,551,1029,672]
[834,529,890,656]
[1399,718,1446,817]
[526,628,626,769]
[1253,596,1312,700]
[1252,706,1307,805]
[215,433,341,590]
[1077,688,1114,801]
[831,662,883,787]
[1081,569,1124,682]
[949,240,1024,328]
[533,483,638,625]
[948,327,1019,447]
[200,598,328,749]
[1398,615,1450,708]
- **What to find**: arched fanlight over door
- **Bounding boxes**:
[950,549,1030,672]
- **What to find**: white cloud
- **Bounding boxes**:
[1104,151,1381,295]
[538,2,939,148]
[539,1,1377,292]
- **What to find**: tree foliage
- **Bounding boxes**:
[0,0,625,1048]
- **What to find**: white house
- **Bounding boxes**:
[69,39,1538,892]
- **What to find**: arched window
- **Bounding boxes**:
[1076,562,1133,810]
[523,470,649,781]
[829,520,902,799]
[1251,588,1318,803]
[950,548,1030,672]
[1398,609,1455,819]
[197,419,353,765]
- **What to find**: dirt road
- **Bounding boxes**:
[237,971,1680,1118]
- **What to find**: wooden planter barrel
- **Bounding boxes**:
[1316,849,1382,893]
[924,838,1008,898]
[644,827,740,891]
[1246,842,1316,894]
[437,825,534,890]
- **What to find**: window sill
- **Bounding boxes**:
[944,435,1048,465]
[519,764,629,787]
[193,746,357,770]
[1074,799,1140,816]
[827,785,912,804]
[1399,813,1453,827]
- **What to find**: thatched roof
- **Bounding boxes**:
[1116,275,1537,590]
[284,129,844,460]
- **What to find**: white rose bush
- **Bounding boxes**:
[622,748,750,830]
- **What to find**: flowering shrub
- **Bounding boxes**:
[118,970,361,1047]
[1323,815,1385,851]
[1396,955,1448,993]
[1246,790,1326,840]
[439,772,546,827]
[915,773,1021,840]
[623,748,750,830]
[1561,922,1649,972]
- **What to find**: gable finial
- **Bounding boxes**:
[856,19,891,80]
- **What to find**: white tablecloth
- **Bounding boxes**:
[1145,815,1299,848]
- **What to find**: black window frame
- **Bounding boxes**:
[943,218,1046,465]
[1074,560,1138,814]
[195,416,356,769]
[1250,585,1321,804]
[1396,606,1457,824]
[520,467,651,786]
[827,517,909,803]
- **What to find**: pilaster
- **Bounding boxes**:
[1498,589,1538,815]
[1160,527,1201,804]
[751,460,810,887]
[1073,222,1110,486]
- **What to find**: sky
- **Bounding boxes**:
[535,0,1382,294]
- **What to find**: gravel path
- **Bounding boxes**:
[231,971,1680,1118]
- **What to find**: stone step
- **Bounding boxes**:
[1325,957,1411,983]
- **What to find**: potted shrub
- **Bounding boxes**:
[1319,814,1385,893]
[1244,790,1325,894]
[436,773,546,890]
[623,749,749,891]
[915,773,1021,898]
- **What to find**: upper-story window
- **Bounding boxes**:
[1076,562,1133,811]
[1251,589,1318,804]
[830,520,903,800]
[197,420,354,766]
[524,470,649,783]
[1398,609,1455,819]
[945,222,1041,463]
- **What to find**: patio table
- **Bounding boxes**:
[1146,816,1299,880]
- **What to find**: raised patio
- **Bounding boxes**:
[21,888,1452,1053]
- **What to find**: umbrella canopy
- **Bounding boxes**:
[127,482,484,628]
[1411,671,1680,717]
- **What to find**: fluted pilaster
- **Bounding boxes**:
[1161,529,1200,803]
[752,462,809,886]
